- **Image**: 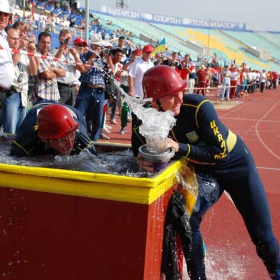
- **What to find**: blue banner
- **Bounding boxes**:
[99,6,246,31]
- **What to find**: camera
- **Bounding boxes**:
[17,72,23,83]
[28,35,34,43]
[101,46,110,55]
[61,38,69,45]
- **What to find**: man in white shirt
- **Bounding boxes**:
[0,0,14,126]
[128,44,154,99]
[251,69,256,93]
[260,70,267,93]
[247,68,253,93]
[54,29,84,106]
[1,28,38,134]
[255,70,260,91]
[221,65,231,100]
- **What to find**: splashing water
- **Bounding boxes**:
[182,245,248,279]
[115,81,177,153]
[0,138,157,178]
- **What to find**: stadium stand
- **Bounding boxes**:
[11,1,280,72]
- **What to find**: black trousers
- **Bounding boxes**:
[0,91,6,127]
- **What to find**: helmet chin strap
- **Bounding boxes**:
[156,100,164,112]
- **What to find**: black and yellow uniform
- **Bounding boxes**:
[10,102,96,157]
[132,94,280,280]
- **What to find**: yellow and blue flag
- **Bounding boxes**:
[151,38,166,58]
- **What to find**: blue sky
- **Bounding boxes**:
[79,0,280,32]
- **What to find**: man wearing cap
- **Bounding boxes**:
[128,44,154,99]
[0,0,14,126]
[75,33,109,141]
[54,29,84,106]
[121,48,142,93]
[73,37,88,54]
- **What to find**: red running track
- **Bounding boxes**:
[101,89,280,280]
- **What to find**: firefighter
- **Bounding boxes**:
[132,65,280,280]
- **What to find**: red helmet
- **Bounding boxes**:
[73,37,88,46]
[142,65,187,100]
[37,104,79,140]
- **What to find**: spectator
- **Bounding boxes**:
[162,51,182,75]
[54,29,84,106]
[115,36,134,63]
[196,65,207,96]
[75,33,108,141]
[1,28,38,134]
[107,47,124,125]
[38,11,45,31]
[73,37,88,93]
[0,0,14,126]
[260,69,267,93]
[271,71,278,90]
[122,48,142,92]
[119,101,129,134]
[181,54,196,94]
[247,68,253,93]
[33,31,66,104]
[153,54,164,66]
[128,44,154,99]
[221,65,231,100]
[50,15,56,33]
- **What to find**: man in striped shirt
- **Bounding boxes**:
[33,32,66,104]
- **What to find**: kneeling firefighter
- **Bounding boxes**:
[11,103,96,157]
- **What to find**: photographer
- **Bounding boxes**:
[74,33,110,141]
[1,27,38,134]
[162,51,182,74]
[54,29,84,106]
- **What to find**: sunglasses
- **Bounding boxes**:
[76,44,85,47]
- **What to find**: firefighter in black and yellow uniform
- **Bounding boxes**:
[132,65,280,280]
[10,103,96,157]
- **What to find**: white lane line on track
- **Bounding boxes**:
[218,92,269,118]
[255,99,280,161]
[257,166,280,171]
[221,117,280,123]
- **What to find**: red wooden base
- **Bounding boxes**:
[0,186,175,279]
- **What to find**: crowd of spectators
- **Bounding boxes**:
[8,1,138,48]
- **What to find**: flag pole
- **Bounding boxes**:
[207,18,211,56]
[85,0,89,43]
